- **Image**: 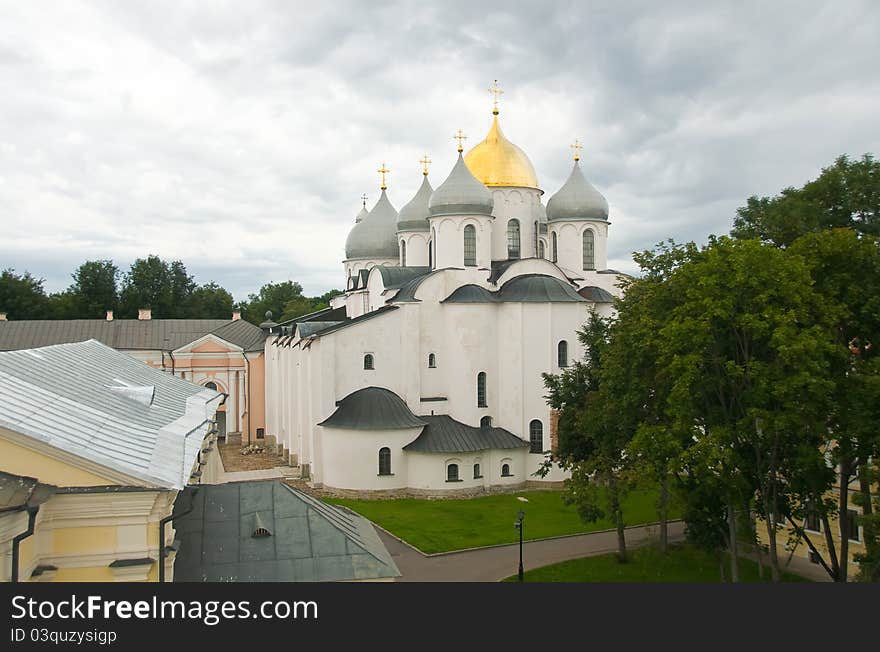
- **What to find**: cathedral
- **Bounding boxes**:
[265,87,625,495]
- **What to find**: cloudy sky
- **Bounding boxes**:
[1,1,878,300]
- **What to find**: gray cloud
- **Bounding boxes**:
[1,0,879,300]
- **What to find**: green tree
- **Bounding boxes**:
[68,260,119,318]
[731,153,880,246]
[240,281,306,324]
[190,282,234,319]
[119,256,196,318]
[0,269,50,319]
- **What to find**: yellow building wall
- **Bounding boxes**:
[0,434,115,487]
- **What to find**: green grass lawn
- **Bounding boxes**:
[327,487,675,554]
[503,544,810,582]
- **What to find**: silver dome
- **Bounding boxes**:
[345,190,400,259]
[397,175,433,232]
[546,161,608,222]
[355,205,368,223]
[428,153,493,217]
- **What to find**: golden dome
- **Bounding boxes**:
[464,115,540,190]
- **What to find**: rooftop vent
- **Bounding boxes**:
[252,513,272,538]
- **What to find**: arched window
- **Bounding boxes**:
[507,219,521,259]
[447,463,460,482]
[551,232,558,262]
[363,354,374,370]
[558,340,568,368]
[400,240,407,267]
[480,415,492,428]
[463,224,477,266]
[428,353,436,368]
[204,381,218,391]
[538,240,545,259]
[501,463,512,477]
[583,229,595,270]
[428,239,433,269]
[432,228,437,268]
[473,463,482,479]
[529,420,543,453]
[477,372,487,407]
[378,447,391,475]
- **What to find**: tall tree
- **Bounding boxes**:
[69,260,119,318]
[0,269,50,319]
[119,256,196,318]
[731,153,880,246]
[190,282,234,319]
[240,281,306,324]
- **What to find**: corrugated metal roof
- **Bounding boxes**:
[0,340,222,489]
[0,319,266,352]
[403,415,529,453]
[318,387,426,430]
[172,480,399,582]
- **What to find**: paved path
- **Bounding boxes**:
[215,466,299,483]
[377,521,686,582]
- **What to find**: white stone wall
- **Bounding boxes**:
[428,214,494,269]
[399,231,430,267]
[548,220,609,275]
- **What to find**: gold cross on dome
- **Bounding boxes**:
[453,129,467,153]
[419,155,432,176]
[489,79,503,115]
[570,139,583,162]
[360,193,368,208]
[377,163,390,190]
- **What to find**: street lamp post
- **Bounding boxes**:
[514,509,525,582]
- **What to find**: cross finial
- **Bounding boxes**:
[377,163,390,190]
[453,129,467,153]
[488,79,503,115]
[570,139,583,162]
[360,193,368,208]
[419,155,432,176]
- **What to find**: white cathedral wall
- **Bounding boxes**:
[428,215,493,269]
[490,188,543,261]
[549,221,609,274]
[319,426,417,490]
[399,232,429,267]
[493,258,571,288]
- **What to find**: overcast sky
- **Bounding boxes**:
[2,1,878,300]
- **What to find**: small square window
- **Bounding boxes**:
[846,510,861,542]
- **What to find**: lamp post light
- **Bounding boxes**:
[514,509,525,582]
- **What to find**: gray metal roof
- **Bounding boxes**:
[546,160,609,222]
[296,321,344,338]
[0,340,222,489]
[172,481,399,582]
[403,415,529,453]
[0,318,266,352]
[396,175,433,231]
[428,152,494,217]
[355,205,368,223]
[578,285,616,303]
[441,274,586,304]
[440,284,497,303]
[299,305,399,340]
[0,471,55,512]
[318,387,426,430]
[345,190,399,259]
[386,269,440,303]
[376,265,431,290]
[496,274,586,303]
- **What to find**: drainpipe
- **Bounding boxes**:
[158,488,199,584]
[167,350,176,376]
[11,507,39,583]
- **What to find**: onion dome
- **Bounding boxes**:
[464,114,539,189]
[546,160,609,222]
[355,205,368,223]
[428,153,493,217]
[345,190,400,259]
[397,175,433,231]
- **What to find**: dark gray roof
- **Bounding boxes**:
[441,275,586,304]
[397,175,433,231]
[296,321,344,338]
[440,284,497,303]
[278,306,347,328]
[0,471,56,513]
[318,387,426,430]
[429,152,494,217]
[376,265,430,289]
[172,481,399,582]
[299,305,399,340]
[496,274,586,303]
[487,259,518,284]
[403,415,529,453]
[0,319,266,352]
[358,268,370,288]
[546,160,609,222]
[386,269,440,303]
[578,286,616,303]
